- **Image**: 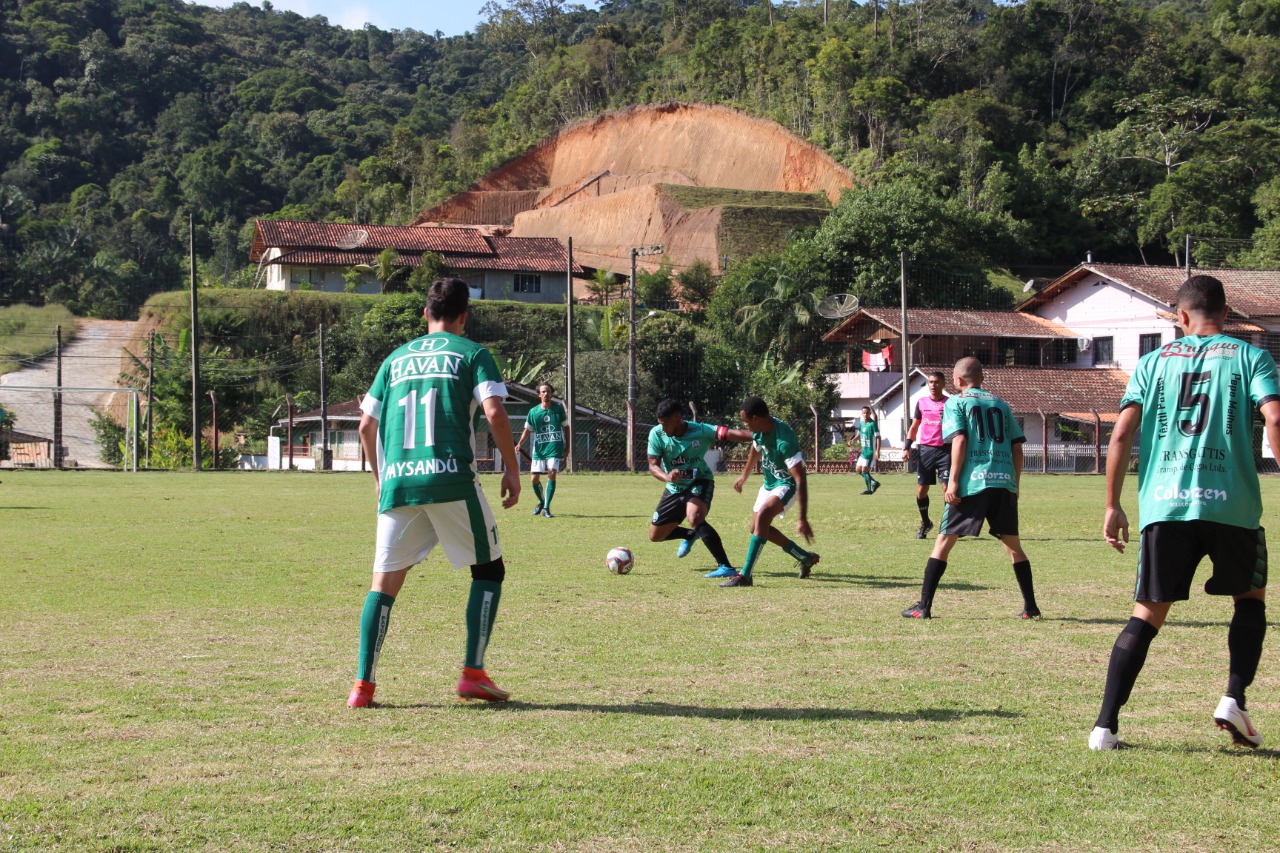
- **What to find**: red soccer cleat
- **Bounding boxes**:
[457,667,510,702]
[347,679,376,708]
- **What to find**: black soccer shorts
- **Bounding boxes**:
[939,488,1018,538]
[915,443,951,487]
[651,478,716,527]
[1135,521,1268,602]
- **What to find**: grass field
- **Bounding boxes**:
[3,470,1279,851]
[0,305,77,376]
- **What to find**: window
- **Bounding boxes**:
[1139,333,1162,356]
[1047,339,1079,365]
[1093,336,1114,366]
[514,274,542,294]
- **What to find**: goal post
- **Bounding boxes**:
[0,385,141,471]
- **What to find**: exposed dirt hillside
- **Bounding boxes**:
[414,103,854,278]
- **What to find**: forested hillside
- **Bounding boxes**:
[4,0,1280,319]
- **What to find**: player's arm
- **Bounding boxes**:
[904,417,921,460]
[719,426,753,443]
[1104,404,1141,553]
[789,460,813,543]
[1012,440,1023,493]
[516,425,532,452]
[482,396,521,508]
[733,444,759,493]
[1262,400,1280,463]
[358,411,379,493]
[647,454,674,483]
[945,433,966,505]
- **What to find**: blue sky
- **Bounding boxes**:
[200,1,494,36]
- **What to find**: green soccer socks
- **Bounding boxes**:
[465,580,503,670]
[357,591,396,683]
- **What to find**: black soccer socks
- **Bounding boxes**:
[1227,598,1266,709]
[1096,616,1159,733]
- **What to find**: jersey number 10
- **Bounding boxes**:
[968,406,1006,444]
[397,388,438,449]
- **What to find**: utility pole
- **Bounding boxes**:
[190,214,201,472]
[318,324,329,470]
[565,236,576,473]
[627,244,664,472]
[53,326,62,468]
[900,251,909,445]
[145,330,154,468]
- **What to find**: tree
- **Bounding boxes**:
[676,259,717,309]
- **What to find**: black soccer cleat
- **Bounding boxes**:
[916,521,933,539]
[902,601,932,619]
[797,552,820,579]
[719,573,753,588]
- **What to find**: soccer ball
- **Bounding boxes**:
[606,547,634,575]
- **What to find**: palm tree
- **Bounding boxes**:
[354,248,408,293]
[733,266,822,360]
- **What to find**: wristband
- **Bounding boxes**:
[904,441,913,450]
[715,425,728,441]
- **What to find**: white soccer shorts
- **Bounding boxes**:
[753,483,798,517]
[529,457,562,473]
[373,484,501,572]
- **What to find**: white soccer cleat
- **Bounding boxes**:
[1214,696,1262,748]
[1088,726,1120,751]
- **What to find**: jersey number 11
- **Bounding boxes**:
[398,388,438,449]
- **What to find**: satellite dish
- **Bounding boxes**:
[336,228,369,250]
[1023,279,1036,293]
[817,293,861,319]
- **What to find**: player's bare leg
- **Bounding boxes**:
[1000,534,1040,619]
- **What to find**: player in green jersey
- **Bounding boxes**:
[856,406,881,494]
[647,399,753,576]
[347,278,522,709]
[901,357,1040,619]
[722,396,820,588]
[517,382,569,518]
[1090,275,1280,751]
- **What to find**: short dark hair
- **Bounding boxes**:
[426,278,470,321]
[655,399,683,420]
[928,370,945,381]
[741,396,769,418]
[1177,274,1227,316]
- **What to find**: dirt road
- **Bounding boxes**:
[0,320,138,467]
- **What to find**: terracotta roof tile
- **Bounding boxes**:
[448,236,583,274]
[251,220,492,260]
[824,308,1075,343]
[964,367,1131,416]
[1024,263,1280,319]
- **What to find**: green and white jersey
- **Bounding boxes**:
[942,387,1024,498]
[361,331,507,513]
[1123,334,1280,530]
[525,402,568,460]
[859,419,879,448]
[754,417,804,490]
[647,421,718,493]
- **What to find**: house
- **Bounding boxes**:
[822,263,1280,468]
[1016,263,1279,373]
[0,428,53,468]
[249,220,584,305]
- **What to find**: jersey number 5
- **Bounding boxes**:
[1177,371,1210,436]
[397,388,438,449]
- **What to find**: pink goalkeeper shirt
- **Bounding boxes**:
[913,395,948,447]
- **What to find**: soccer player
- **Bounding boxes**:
[901,357,1040,620]
[346,278,521,709]
[903,371,950,538]
[517,382,569,518]
[856,406,881,494]
[723,396,819,588]
[1089,275,1280,751]
[647,399,752,577]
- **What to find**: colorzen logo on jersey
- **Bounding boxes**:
[1159,340,1240,359]
[1153,485,1228,502]
[388,351,464,385]
[970,471,1013,483]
